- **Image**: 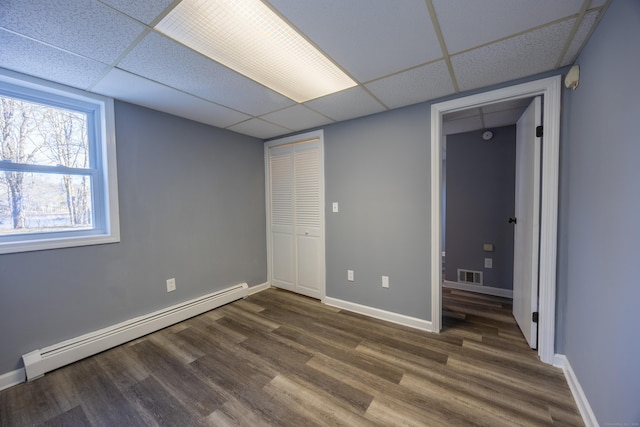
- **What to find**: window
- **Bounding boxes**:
[0,69,119,254]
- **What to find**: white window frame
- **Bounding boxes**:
[0,68,120,254]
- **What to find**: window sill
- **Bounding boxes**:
[0,232,120,255]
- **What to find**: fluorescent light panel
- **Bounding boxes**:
[155,0,357,103]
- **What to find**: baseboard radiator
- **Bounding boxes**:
[22,282,248,381]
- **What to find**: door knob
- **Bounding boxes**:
[508,217,517,224]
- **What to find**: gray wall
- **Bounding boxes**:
[0,101,267,374]
[559,0,640,424]
[324,106,431,319]
[445,126,515,289]
[320,68,568,323]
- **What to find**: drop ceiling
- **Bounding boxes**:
[443,97,533,136]
[0,0,608,140]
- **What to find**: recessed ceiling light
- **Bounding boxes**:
[155,0,357,103]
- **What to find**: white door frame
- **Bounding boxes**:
[265,129,326,301]
[430,76,561,364]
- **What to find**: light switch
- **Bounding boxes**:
[332,202,339,213]
[382,276,390,288]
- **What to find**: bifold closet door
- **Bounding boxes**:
[293,142,321,299]
[268,139,322,299]
[269,145,295,293]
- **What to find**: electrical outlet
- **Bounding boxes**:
[382,276,389,288]
[484,258,493,269]
[166,278,176,292]
[332,202,339,213]
[347,269,354,282]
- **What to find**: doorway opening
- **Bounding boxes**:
[441,103,527,299]
[430,76,561,364]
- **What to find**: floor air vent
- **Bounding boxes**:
[458,269,483,285]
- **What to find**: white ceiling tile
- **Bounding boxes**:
[0,29,109,90]
[444,107,481,121]
[268,0,442,82]
[433,0,583,54]
[228,119,290,140]
[561,10,601,66]
[261,105,333,132]
[443,115,483,135]
[0,0,603,139]
[482,98,531,114]
[0,0,146,64]
[118,32,295,116]
[98,0,174,24]
[589,0,608,8]
[91,69,250,129]
[484,108,526,128]
[443,98,533,133]
[452,19,575,92]
[365,61,455,109]
[304,86,386,122]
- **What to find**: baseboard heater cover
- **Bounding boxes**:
[22,282,248,381]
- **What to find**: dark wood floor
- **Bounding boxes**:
[0,287,583,426]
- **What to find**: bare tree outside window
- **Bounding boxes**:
[41,107,91,226]
[0,70,119,254]
[0,97,42,229]
[0,95,92,234]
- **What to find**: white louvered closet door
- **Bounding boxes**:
[293,141,322,298]
[269,145,295,293]
[267,135,324,300]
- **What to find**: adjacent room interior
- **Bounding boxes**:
[1,1,638,425]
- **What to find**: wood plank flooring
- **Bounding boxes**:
[0,288,584,426]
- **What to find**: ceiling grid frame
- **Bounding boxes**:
[0,0,611,139]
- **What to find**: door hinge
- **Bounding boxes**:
[532,312,539,323]
[536,125,543,137]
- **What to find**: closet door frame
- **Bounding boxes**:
[265,129,326,301]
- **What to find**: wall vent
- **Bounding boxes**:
[457,269,483,285]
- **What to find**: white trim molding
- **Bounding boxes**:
[325,297,433,332]
[554,354,599,427]
[248,282,271,295]
[0,68,120,255]
[0,368,26,391]
[443,281,513,299]
[431,75,561,365]
[21,283,248,382]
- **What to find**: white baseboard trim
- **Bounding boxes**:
[324,297,433,332]
[0,368,25,391]
[554,354,599,427]
[552,353,565,368]
[443,280,513,299]
[248,282,270,295]
[21,283,249,382]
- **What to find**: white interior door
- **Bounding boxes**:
[267,131,324,300]
[513,96,542,349]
